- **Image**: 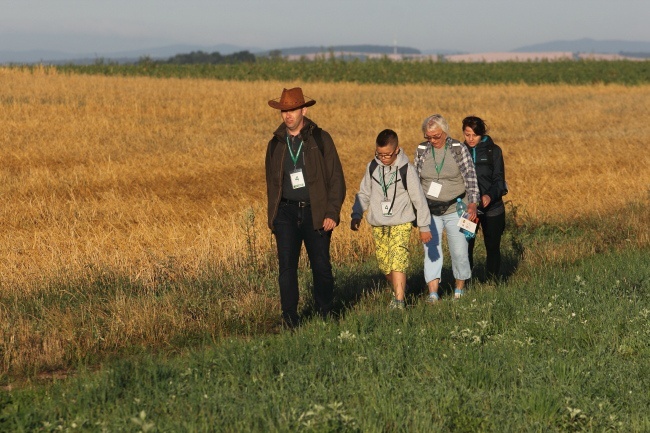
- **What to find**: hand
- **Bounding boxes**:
[322,218,337,232]
[467,203,478,222]
[481,194,491,208]
[420,231,432,244]
[350,218,361,231]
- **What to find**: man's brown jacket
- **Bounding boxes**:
[265,117,346,231]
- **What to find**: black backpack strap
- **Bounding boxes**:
[399,164,409,191]
[369,159,409,191]
[269,135,281,156]
[450,142,463,157]
[275,127,324,156]
[368,158,378,177]
[312,127,324,156]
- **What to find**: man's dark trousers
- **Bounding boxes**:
[273,202,334,327]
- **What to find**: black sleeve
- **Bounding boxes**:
[487,145,507,200]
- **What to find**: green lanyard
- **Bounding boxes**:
[379,166,397,198]
[431,143,448,176]
[286,136,303,167]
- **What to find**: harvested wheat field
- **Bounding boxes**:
[1,67,650,378]
[0,67,648,291]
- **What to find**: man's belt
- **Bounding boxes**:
[281,198,311,207]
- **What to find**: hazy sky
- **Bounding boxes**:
[1,0,649,53]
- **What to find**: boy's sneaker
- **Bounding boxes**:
[425,292,439,304]
[389,299,406,310]
[454,288,464,299]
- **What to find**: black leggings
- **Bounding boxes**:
[468,210,506,280]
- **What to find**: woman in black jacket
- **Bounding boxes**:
[462,116,508,282]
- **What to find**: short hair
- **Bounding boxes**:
[462,116,488,136]
[376,129,398,148]
[422,114,449,135]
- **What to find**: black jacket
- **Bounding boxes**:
[465,135,507,213]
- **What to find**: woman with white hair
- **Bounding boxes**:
[413,114,480,301]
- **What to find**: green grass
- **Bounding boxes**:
[37,58,650,85]
[2,230,648,431]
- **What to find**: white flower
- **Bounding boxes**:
[337,330,356,342]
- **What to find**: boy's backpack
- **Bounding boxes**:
[369,159,417,226]
[368,159,409,191]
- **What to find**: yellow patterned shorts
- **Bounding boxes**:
[372,223,412,275]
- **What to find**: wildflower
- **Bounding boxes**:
[337,330,356,342]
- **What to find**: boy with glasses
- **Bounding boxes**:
[351,129,432,309]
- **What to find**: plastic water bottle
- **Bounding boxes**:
[456,198,476,239]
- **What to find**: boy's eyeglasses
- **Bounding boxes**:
[375,148,399,159]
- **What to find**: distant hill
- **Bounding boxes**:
[3,38,649,65]
[106,44,262,59]
[0,49,73,64]
[512,38,650,54]
[256,45,421,56]
[0,43,262,64]
[0,44,421,64]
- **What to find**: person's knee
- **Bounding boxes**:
[310,255,332,273]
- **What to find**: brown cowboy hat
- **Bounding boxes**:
[268,87,316,110]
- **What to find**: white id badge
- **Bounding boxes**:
[457,212,477,233]
[290,169,305,189]
[381,200,393,216]
[427,181,442,198]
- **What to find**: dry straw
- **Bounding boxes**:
[0,68,647,291]
[0,67,648,377]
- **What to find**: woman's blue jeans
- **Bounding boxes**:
[423,211,471,284]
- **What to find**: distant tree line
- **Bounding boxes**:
[151,45,418,65]
[161,50,256,65]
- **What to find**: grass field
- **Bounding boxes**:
[2,246,649,431]
[0,66,649,430]
[55,58,650,85]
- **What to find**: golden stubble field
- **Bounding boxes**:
[1,67,650,379]
[0,67,648,293]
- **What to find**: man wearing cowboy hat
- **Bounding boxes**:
[265,87,346,328]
